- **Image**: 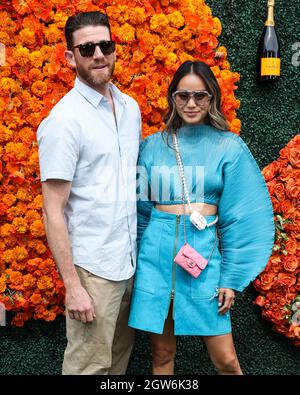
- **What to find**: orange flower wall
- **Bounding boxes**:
[0,0,242,326]
[254,134,300,347]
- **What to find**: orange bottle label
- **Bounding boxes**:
[261,58,281,76]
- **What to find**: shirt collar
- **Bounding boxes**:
[74,77,126,108]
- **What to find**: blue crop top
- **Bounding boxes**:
[137,124,275,291]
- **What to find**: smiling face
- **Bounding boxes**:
[174,73,211,126]
[64,25,116,94]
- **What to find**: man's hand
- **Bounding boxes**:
[218,288,235,315]
[65,284,96,323]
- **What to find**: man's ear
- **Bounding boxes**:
[64,50,76,68]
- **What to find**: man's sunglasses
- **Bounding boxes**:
[73,40,116,57]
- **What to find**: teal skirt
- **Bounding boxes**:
[128,208,231,335]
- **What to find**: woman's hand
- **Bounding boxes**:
[218,288,235,315]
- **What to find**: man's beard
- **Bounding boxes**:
[76,61,115,89]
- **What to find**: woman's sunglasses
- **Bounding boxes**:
[172,90,212,107]
[73,40,116,57]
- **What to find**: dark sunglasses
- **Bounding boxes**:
[73,40,116,57]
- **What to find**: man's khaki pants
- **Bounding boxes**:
[62,266,134,375]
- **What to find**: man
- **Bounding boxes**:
[37,11,141,375]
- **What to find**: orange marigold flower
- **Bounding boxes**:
[0,77,21,94]
[12,0,31,15]
[12,217,28,234]
[44,24,63,44]
[0,31,11,45]
[23,274,36,289]
[165,52,178,69]
[106,5,129,24]
[184,39,196,51]
[116,23,135,43]
[167,11,185,28]
[0,223,14,237]
[14,45,30,66]
[179,52,195,63]
[28,68,42,81]
[0,12,17,34]
[18,28,36,46]
[30,220,45,237]
[157,97,168,110]
[127,7,147,25]
[153,45,168,61]
[212,17,222,36]
[4,142,29,161]
[15,246,29,262]
[28,150,39,168]
[30,293,42,305]
[0,276,6,293]
[0,125,13,143]
[28,239,47,255]
[30,194,43,210]
[150,14,169,31]
[16,188,32,202]
[43,310,57,322]
[31,80,48,97]
[229,118,241,134]
[29,51,44,68]
[7,269,23,285]
[211,65,221,77]
[37,275,53,291]
[27,0,53,22]
[3,193,17,207]
[53,12,68,28]
[27,258,43,272]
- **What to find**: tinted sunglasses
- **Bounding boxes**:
[172,90,212,107]
[73,40,116,57]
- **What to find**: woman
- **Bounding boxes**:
[128,61,274,375]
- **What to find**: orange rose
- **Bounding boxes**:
[280,200,296,216]
[288,147,300,168]
[258,272,276,290]
[275,272,297,288]
[274,182,286,201]
[262,162,280,182]
[286,178,300,199]
[283,255,299,272]
[254,295,265,307]
[285,238,298,255]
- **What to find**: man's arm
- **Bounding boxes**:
[42,179,95,323]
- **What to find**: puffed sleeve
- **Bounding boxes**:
[136,137,155,249]
[218,138,275,292]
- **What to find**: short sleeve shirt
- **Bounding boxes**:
[37,77,141,280]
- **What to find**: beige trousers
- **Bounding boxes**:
[62,266,134,375]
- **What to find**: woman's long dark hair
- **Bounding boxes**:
[163,61,228,141]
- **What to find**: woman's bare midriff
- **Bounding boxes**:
[155,202,217,216]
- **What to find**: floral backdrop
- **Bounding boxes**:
[254,134,300,347]
[0,0,298,346]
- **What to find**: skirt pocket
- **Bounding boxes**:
[133,219,164,295]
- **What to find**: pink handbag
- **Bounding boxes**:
[174,243,208,278]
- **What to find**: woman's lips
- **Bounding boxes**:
[184,112,200,117]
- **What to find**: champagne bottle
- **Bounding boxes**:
[257,0,280,82]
